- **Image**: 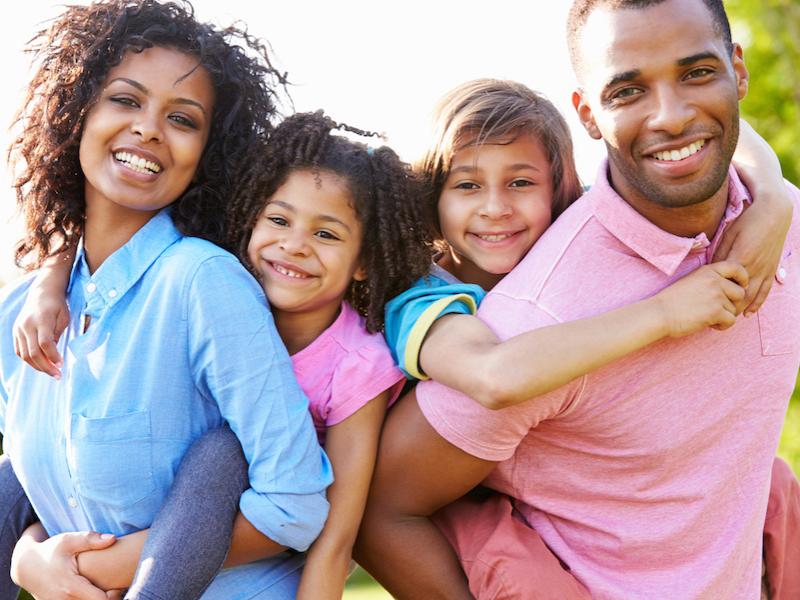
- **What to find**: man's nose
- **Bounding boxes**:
[647,84,697,136]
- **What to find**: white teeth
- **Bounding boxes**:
[652,139,705,162]
[114,152,162,174]
[273,263,308,279]
[477,233,513,242]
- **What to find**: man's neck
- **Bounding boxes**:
[610,170,731,241]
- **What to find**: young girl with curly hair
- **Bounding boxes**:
[0,1,333,598]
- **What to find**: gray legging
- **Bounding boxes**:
[0,426,248,600]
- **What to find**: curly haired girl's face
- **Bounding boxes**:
[247,169,366,321]
[79,46,214,218]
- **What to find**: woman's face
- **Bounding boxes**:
[437,133,553,289]
[79,46,214,220]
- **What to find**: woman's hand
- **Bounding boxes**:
[719,119,793,315]
[11,525,116,600]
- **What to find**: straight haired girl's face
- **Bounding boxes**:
[79,46,214,220]
[437,133,553,289]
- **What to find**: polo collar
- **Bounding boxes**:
[66,210,182,311]
[588,160,749,276]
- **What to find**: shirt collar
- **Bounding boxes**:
[588,159,750,276]
[66,210,183,309]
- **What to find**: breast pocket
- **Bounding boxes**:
[757,252,799,356]
[70,410,157,510]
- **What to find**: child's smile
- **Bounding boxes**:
[247,168,366,324]
[437,133,553,289]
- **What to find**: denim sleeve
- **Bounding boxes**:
[384,277,486,380]
[186,256,332,551]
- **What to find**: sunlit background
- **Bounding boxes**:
[1,2,797,598]
[0,0,608,282]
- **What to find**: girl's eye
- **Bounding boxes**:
[268,216,288,227]
[510,179,534,188]
[169,114,198,129]
[110,96,139,108]
[454,181,479,190]
[315,230,340,241]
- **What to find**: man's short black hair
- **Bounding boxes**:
[567,0,733,78]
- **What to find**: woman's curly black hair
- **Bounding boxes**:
[10,0,288,269]
[226,111,434,333]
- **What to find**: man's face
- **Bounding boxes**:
[572,0,748,209]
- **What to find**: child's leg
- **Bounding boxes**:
[125,426,249,600]
[763,456,800,600]
[432,491,590,600]
[0,455,38,600]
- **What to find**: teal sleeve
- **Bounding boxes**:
[384,275,486,380]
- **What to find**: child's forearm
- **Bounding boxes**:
[422,298,668,409]
[296,538,355,600]
[422,261,746,409]
[77,529,147,590]
[222,513,286,567]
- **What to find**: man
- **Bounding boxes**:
[356,1,800,598]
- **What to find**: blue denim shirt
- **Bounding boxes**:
[0,211,332,597]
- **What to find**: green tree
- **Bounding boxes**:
[728,0,800,184]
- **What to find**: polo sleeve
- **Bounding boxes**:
[186,256,332,551]
[416,290,584,462]
[384,277,486,380]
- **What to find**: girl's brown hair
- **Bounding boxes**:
[418,79,584,234]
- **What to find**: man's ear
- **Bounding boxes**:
[731,43,749,101]
[573,89,602,140]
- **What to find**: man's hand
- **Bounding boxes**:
[11,528,116,600]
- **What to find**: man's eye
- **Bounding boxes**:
[611,87,642,101]
[685,67,714,80]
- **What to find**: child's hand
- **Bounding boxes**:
[13,288,70,379]
[719,119,793,315]
[654,261,748,338]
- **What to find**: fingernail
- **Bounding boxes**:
[100,533,115,540]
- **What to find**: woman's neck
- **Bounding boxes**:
[273,302,343,356]
[83,197,159,273]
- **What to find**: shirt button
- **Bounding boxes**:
[108,289,118,299]
[67,496,78,508]
[777,267,787,283]
[86,283,97,293]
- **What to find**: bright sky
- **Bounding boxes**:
[0,0,608,282]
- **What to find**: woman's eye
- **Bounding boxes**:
[169,114,198,129]
[110,96,138,108]
[268,216,288,227]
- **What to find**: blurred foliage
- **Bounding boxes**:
[728,0,800,184]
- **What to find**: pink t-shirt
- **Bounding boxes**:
[417,164,800,599]
[291,302,404,445]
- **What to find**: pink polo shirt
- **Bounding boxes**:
[417,163,800,599]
